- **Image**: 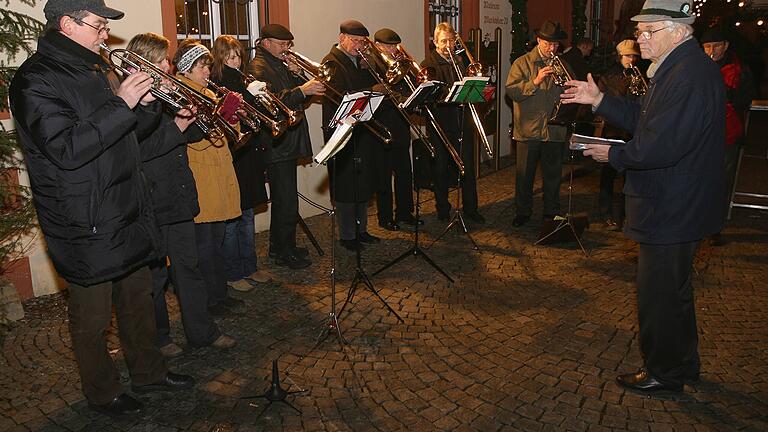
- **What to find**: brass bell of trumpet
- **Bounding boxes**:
[237,69,304,126]
[206,79,288,138]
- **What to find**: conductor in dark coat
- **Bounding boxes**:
[321,20,382,250]
[249,24,325,269]
[562,0,725,393]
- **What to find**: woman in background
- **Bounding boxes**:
[210,35,271,292]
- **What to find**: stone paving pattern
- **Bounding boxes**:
[1,155,767,431]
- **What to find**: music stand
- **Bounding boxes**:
[534,127,599,256]
[317,92,404,326]
[429,77,490,251]
[373,81,454,282]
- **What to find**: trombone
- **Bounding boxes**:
[357,40,436,157]
[283,50,394,145]
[235,69,304,126]
[380,43,466,173]
[446,35,494,159]
[206,79,288,138]
[101,43,251,148]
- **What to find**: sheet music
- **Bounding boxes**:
[569,133,626,150]
[445,76,490,103]
[328,91,385,129]
[314,116,356,165]
[398,80,444,110]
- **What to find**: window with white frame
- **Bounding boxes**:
[427,0,461,43]
[175,0,259,50]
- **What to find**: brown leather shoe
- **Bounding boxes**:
[211,333,237,349]
[616,369,683,392]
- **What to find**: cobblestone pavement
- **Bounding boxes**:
[2,158,767,432]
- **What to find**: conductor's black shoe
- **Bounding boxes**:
[89,394,143,416]
[269,246,309,259]
[131,372,196,394]
[358,232,381,243]
[397,214,424,226]
[275,252,311,269]
[378,220,400,231]
[465,211,486,224]
[339,239,362,251]
[512,215,530,227]
[616,369,683,392]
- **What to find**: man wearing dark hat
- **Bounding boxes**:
[562,0,726,393]
[700,26,756,244]
[9,0,194,416]
[421,22,485,224]
[506,20,570,227]
[248,24,325,268]
[368,28,421,230]
[322,20,382,251]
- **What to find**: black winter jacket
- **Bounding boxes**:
[9,31,160,285]
[140,113,201,226]
[600,39,725,244]
[211,66,268,209]
[248,45,313,164]
[321,45,378,203]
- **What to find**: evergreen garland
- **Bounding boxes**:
[509,0,529,64]
[572,0,587,44]
[1,0,43,276]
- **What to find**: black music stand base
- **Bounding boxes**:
[241,359,307,419]
[534,146,588,256]
[338,266,404,323]
[373,188,453,282]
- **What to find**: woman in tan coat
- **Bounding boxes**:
[172,40,243,315]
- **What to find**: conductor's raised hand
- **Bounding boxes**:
[560,73,603,108]
[117,72,153,109]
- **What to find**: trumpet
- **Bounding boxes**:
[206,79,288,138]
[623,64,648,96]
[236,69,303,126]
[101,43,251,148]
[446,36,494,158]
[283,50,393,145]
[545,54,573,86]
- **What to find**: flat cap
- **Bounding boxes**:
[616,39,640,56]
[374,28,401,44]
[261,23,294,41]
[340,19,369,37]
[700,26,726,43]
[632,0,696,25]
[44,0,124,22]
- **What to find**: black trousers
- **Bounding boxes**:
[514,140,563,218]
[637,241,701,386]
[267,159,299,255]
[194,221,228,307]
[151,220,220,348]
[598,163,625,222]
[375,116,415,223]
[68,266,167,404]
[429,124,478,216]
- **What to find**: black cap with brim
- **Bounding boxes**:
[261,23,294,41]
[700,26,726,43]
[340,19,369,37]
[44,0,124,21]
[535,20,567,42]
[374,28,401,44]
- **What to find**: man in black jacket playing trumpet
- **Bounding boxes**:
[249,24,325,269]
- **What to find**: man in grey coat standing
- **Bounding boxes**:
[506,21,569,227]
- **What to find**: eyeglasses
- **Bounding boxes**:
[69,16,111,36]
[267,39,293,48]
[634,26,669,41]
